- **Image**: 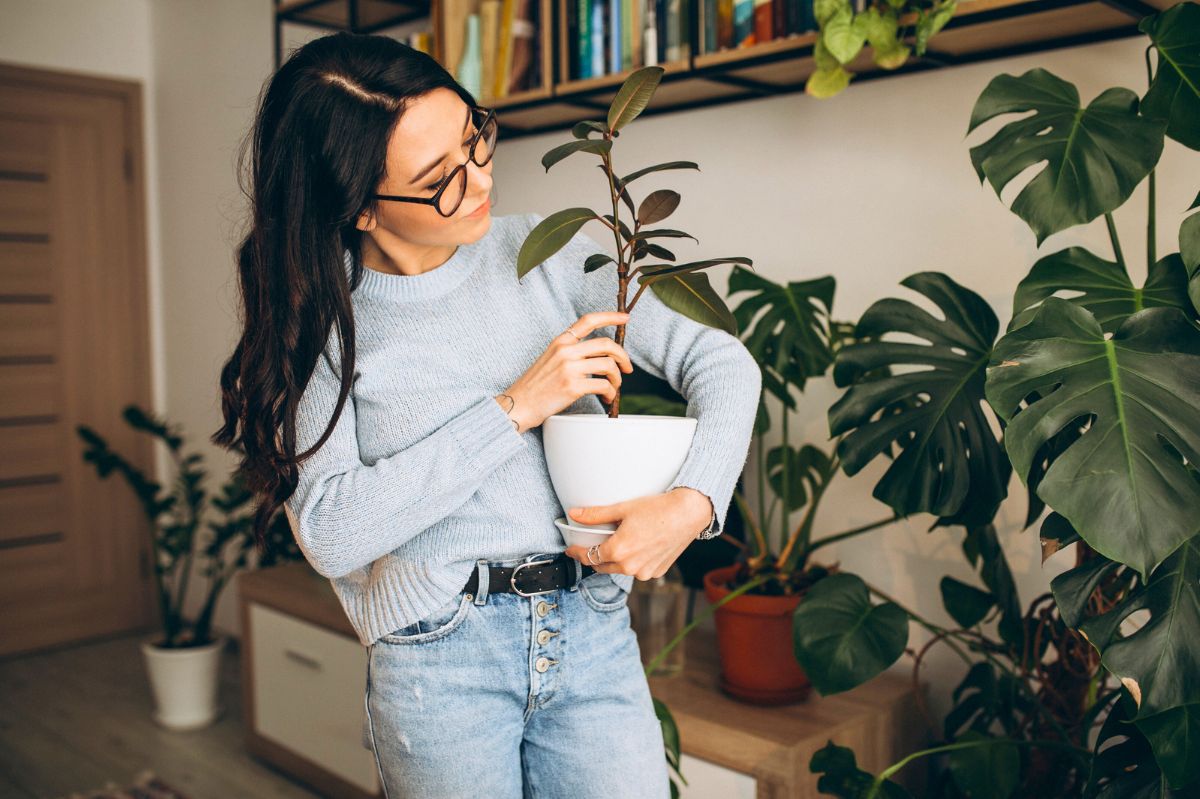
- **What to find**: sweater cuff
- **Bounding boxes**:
[447,394,527,476]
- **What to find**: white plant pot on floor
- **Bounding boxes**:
[543,413,697,548]
[140,633,225,730]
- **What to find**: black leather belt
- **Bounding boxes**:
[463,553,596,598]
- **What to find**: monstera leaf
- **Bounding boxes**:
[967,68,1166,245]
[792,572,908,695]
[1061,536,1200,789]
[728,268,836,394]
[1010,247,1191,334]
[1140,3,1200,151]
[986,298,1200,578]
[828,272,1009,526]
[1183,192,1200,315]
[766,443,836,514]
[809,741,913,799]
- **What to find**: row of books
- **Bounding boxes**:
[440,0,544,103]
[566,0,824,80]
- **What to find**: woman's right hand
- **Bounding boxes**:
[496,311,634,433]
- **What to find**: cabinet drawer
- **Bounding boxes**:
[249,602,379,794]
[677,753,756,799]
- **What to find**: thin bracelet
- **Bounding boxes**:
[497,392,519,431]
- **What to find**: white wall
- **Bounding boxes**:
[3,2,1190,727]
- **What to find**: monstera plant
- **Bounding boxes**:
[808,0,958,98]
[789,4,1200,797]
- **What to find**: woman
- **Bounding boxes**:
[213,31,761,799]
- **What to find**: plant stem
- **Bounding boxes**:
[1105,213,1126,274]
[644,572,773,677]
[1147,169,1156,275]
[806,514,899,554]
[868,737,1092,797]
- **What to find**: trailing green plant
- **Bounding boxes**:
[786,3,1200,796]
[808,0,957,98]
[77,404,301,648]
[515,65,755,418]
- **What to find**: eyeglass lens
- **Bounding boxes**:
[437,111,498,216]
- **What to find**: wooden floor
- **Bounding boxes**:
[0,629,322,799]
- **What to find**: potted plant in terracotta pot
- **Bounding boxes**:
[517,65,754,549]
[77,405,301,730]
[654,270,900,705]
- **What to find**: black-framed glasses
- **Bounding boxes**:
[371,105,498,218]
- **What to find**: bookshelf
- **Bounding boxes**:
[274,0,433,67]
[432,0,1175,140]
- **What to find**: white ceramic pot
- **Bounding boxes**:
[139,633,225,730]
[542,412,697,548]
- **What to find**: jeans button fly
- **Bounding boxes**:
[535,656,551,673]
[537,629,552,645]
[536,601,550,618]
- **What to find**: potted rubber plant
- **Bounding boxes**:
[77,405,301,730]
[516,65,754,549]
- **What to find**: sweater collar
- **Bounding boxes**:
[345,239,481,301]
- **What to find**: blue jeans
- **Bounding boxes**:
[363,552,672,799]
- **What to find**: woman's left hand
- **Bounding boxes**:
[562,487,713,580]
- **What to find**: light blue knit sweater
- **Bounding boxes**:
[284,211,761,646]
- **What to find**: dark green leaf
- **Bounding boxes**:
[827,272,1009,525]
[572,120,607,139]
[1139,3,1200,151]
[619,160,700,186]
[809,740,913,798]
[540,138,612,171]
[1039,511,1080,564]
[792,572,909,695]
[985,299,1200,578]
[766,444,835,512]
[1182,192,1200,316]
[967,68,1166,245]
[643,271,738,335]
[608,66,663,132]
[517,208,600,279]
[637,257,752,280]
[584,253,614,274]
[730,269,836,395]
[1010,247,1191,334]
[947,731,1018,799]
[940,576,994,628]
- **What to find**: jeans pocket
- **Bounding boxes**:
[377,591,473,645]
[578,572,630,612]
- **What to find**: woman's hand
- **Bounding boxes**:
[499,311,633,433]
[562,487,714,580]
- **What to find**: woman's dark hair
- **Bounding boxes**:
[212,32,477,555]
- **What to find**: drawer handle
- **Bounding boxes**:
[284,648,323,671]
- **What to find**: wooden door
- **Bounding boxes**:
[0,63,155,657]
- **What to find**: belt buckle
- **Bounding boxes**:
[510,557,557,598]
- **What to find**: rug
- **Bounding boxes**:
[52,770,192,799]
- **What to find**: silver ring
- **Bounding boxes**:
[564,326,582,342]
[586,544,603,565]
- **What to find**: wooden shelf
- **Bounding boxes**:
[271,0,1175,140]
[478,0,1174,139]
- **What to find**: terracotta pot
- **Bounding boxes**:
[702,564,812,705]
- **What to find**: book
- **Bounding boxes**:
[480,0,501,101]
[753,0,771,45]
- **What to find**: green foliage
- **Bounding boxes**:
[77,404,300,648]
[967,69,1166,245]
[808,0,957,99]
[985,300,1200,579]
[791,573,909,694]
[827,272,1010,526]
[518,66,752,342]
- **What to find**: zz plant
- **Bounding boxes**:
[794,4,1200,796]
[516,65,754,417]
[77,405,301,648]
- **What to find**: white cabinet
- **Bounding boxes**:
[248,602,379,795]
[676,753,757,799]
